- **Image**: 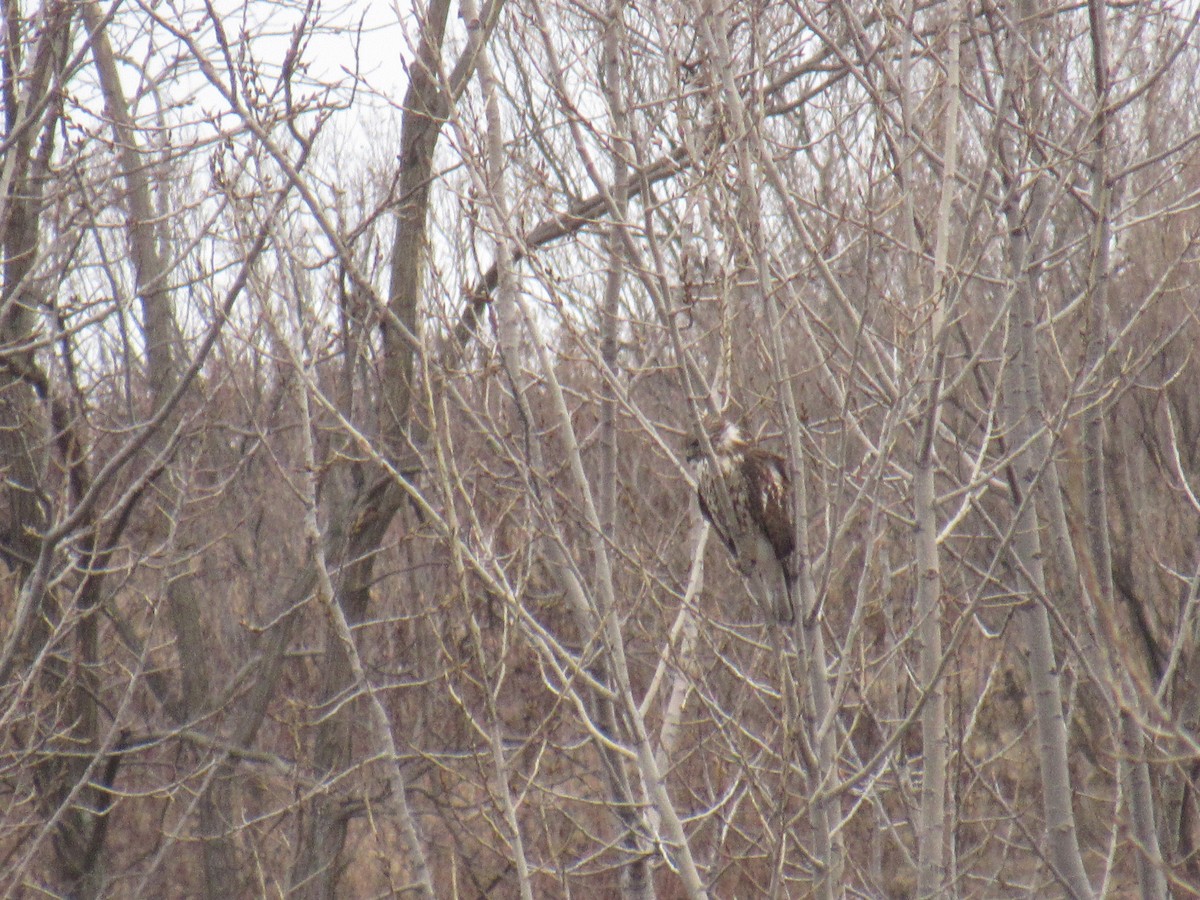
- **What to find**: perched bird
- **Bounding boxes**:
[685,420,797,623]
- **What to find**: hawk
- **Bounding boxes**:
[685,420,797,623]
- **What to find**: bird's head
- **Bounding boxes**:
[685,419,744,465]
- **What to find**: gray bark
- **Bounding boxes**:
[1082,2,1166,895]
[912,5,961,894]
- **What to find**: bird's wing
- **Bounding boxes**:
[697,481,739,560]
[745,450,795,563]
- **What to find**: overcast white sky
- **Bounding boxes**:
[100,0,422,140]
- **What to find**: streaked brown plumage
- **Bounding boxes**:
[685,421,796,623]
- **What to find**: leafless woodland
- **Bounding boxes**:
[3,0,1200,897]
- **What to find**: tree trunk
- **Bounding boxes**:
[290,3,452,895]
[1081,3,1166,895]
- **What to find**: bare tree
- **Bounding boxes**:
[4,2,1200,897]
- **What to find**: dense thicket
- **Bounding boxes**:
[2,1,1199,897]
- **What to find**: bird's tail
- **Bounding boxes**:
[771,565,796,625]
